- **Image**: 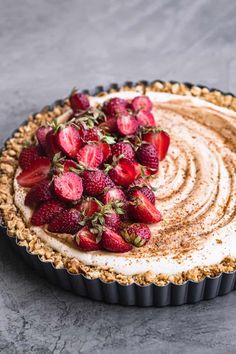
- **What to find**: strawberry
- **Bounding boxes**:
[131,96,153,112]
[99,117,117,134]
[31,199,65,226]
[103,174,115,188]
[101,187,126,205]
[61,159,78,173]
[103,98,128,116]
[48,208,81,234]
[24,179,53,207]
[70,90,90,112]
[82,170,106,196]
[98,142,111,162]
[17,157,51,188]
[104,211,121,232]
[77,125,87,140]
[101,228,132,253]
[75,226,102,251]
[18,145,42,170]
[138,186,155,204]
[109,158,136,187]
[121,223,151,247]
[77,144,103,168]
[128,190,162,224]
[136,143,159,170]
[130,176,151,188]
[133,161,141,178]
[128,185,155,205]
[36,126,52,151]
[53,159,78,175]
[82,127,99,142]
[142,167,159,176]
[135,110,155,127]
[117,114,139,136]
[111,142,135,161]
[54,172,83,202]
[101,187,128,221]
[76,198,100,217]
[45,130,61,158]
[129,176,155,191]
[57,126,81,158]
[142,130,170,161]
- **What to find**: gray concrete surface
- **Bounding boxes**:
[0,0,236,353]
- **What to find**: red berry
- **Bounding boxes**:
[19,145,42,170]
[48,208,81,234]
[82,127,99,142]
[103,174,115,188]
[142,167,158,176]
[77,144,103,168]
[143,130,170,161]
[101,187,126,204]
[102,189,129,220]
[82,170,106,196]
[117,114,139,136]
[121,223,151,247]
[54,172,83,202]
[76,198,100,217]
[31,199,65,226]
[101,228,132,253]
[99,117,117,134]
[25,179,53,207]
[111,142,135,160]
[130,176,151,188]
[57,126,81,158]
[103,98,128,116]
[70,91,90,112]
[133,161,141,178]
[45,130,61,158]
[77,125,86,139]
[131,96,153,112]
[109,158,136,187]
[61,159,78,173]
[75,226,102,251]
[128,186,155,205]
[139,186,155,204]
[135,110,155,127]
[36,126,52,151]
[128,190,162,224]
[98,142,111,162]
[136,143,159,170]
[104,212,121,232]
[17,157,51,188]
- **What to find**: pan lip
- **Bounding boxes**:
[0,78,236,291]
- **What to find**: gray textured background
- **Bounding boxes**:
[0,0,236,353]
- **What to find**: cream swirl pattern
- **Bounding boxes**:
[149,97,236,256]
[14,92,236,276]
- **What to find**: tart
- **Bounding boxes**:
[0,80,236,305]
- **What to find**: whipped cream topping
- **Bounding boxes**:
[13,91,236,276]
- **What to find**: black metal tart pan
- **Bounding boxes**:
[0,80,236,306]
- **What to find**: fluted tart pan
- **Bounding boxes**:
[0,80,236,306]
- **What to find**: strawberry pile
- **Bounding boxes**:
[16,90,170,253]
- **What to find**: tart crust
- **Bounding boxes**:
[1,81,236,286]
